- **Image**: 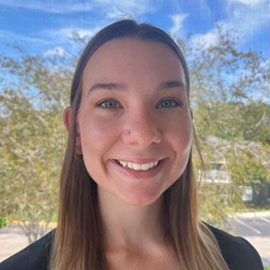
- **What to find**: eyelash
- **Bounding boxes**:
[96,97,182,109]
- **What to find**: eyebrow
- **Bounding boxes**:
[157,80,186,90]
[87,83,126,95]
[87,80,186,96]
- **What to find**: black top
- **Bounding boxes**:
[0,225,264,270]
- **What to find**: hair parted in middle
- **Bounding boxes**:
[50,19,229,270]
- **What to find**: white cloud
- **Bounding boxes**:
[94,0,156,19]
[226,2,268,38]
[191,0,268,48]
[60,28,93,40]
[0,0,156,16]
[0,30,49,45]
[227,0,265,6]
[44,46,67,57]
[43,25,103,43]
[169,14,188,36]
[34,0,156,57]
[94,0,154,12]
[0,0,93,13]
[191,30,219,48]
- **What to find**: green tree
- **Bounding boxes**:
[0,49,73,242]
[186,24,270,224]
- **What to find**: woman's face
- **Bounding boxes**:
[75,38,193,206]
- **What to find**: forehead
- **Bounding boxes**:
[82,38,185,88]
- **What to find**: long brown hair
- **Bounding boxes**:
[50,19,229,270]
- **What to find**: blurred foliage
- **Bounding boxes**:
[0,217,6,228]
[0,48,73,242]
[0,24,269,240]
[182,23,269,226]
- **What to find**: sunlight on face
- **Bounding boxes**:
[77,38,193,206]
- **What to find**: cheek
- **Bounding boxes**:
[176,123,193,150]
[163,113,193,149]
[79,114,120,152]
[167,123,192,180]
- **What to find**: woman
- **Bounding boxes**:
[0,19,263,270]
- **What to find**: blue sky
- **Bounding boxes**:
[0,0,269,59]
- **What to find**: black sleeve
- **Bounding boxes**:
[0,230,54,270]
[208,224,264,270]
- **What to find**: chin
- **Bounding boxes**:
[117,189,163,207]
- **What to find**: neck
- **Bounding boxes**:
[98,188,166,250]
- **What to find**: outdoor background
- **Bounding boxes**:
[0,0,269,267]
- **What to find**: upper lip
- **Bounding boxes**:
[114,158,164,164]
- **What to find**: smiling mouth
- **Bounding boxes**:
[115,160,161,171]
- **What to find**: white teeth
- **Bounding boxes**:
[118,160,159,171]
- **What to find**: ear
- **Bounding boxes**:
[63,107,72,131]
[63,107,82,155]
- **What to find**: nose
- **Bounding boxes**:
[122,110,162,148]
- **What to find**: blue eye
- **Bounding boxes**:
[96,98,181,109]
[96,99,121,109]
[157,98,181,108]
